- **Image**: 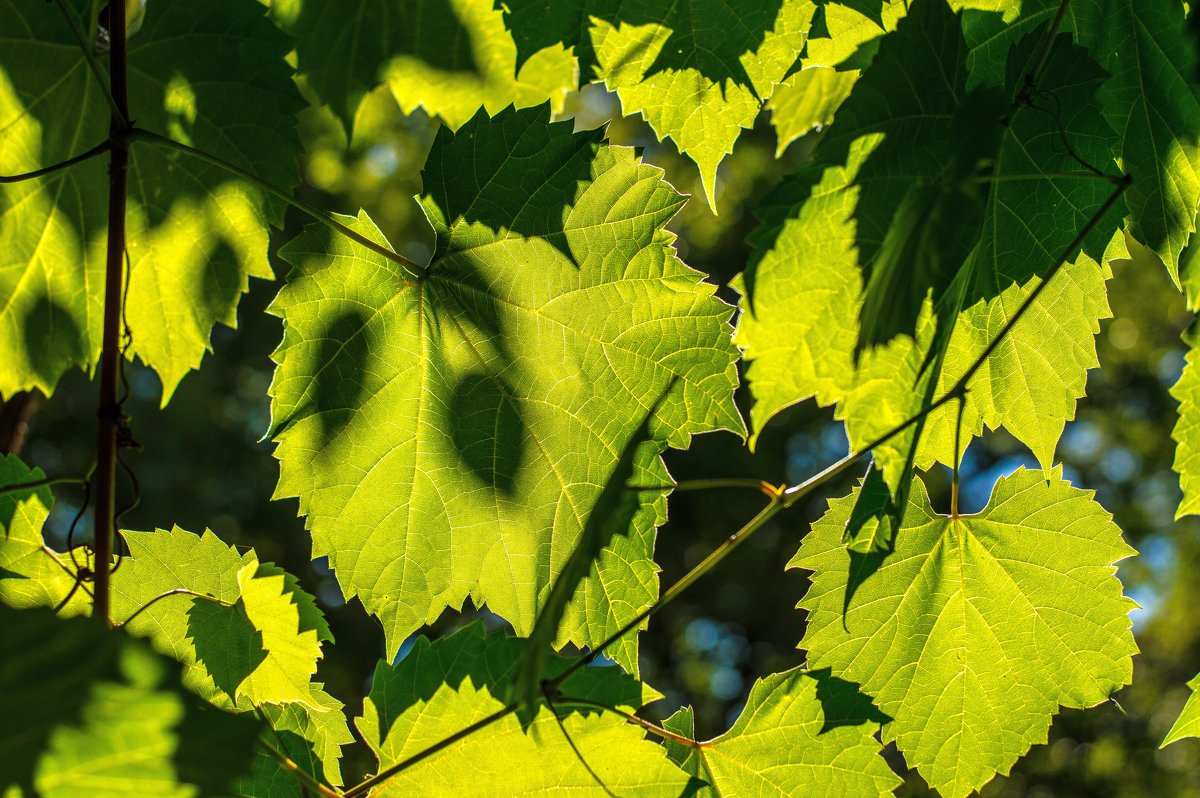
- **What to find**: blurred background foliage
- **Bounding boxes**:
[10,76,1200,795]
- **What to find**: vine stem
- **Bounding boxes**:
[0,141,111,183]
[971,171,1126,185]
[0,475,88,497]
[122,129,424,279]
[256,739,341,798]
[93,0,132,627]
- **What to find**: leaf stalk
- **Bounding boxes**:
[92,0,132,627]
[0,475,88,497]
[0,141,111,183]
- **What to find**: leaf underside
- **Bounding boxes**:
[269,103,742,669]
[792,468,1137,797]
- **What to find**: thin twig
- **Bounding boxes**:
[50,0,127,125]
[543,689,618,797]
[555,696,706,749]
[625,478,780,494]
[0,140,111,183]
[547,498,781,688]
[115,589,232,628]
[124,129,424,279]
[971,171,1125,185]
[0,475,88,497]
[256,739,341,798]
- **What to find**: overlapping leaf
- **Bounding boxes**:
[0,0,304,399]
[237,688,356,795]
[0,605,261,797]
[661,669,900,796]
[0,455,89,616]
[1162,673,1200,749]
[110,527,335,712]
[499,0,816,207]
[736,1,1121,483]
[272,0,576,133]
[1073,0,1200,277]
[791,468,1137,797]
[356,622,695,796]
[269,104,742,669]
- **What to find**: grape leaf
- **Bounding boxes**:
[0,605,261,797]
[498,0,817,208]
[269,104,742,669]
[660,668,901,796]
[1162,673,1200,748]
[272,0,576,133]
[0,455,89,616]
[356,622,695,796]
[736,8,1119,481]
[791,468,1137,797]
[110,527,333,710]
[0,0,304,400]
[1171,341,1200,518]
[1073,0,1200,277]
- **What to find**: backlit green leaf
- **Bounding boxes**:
[1074,0,1200,277]
[498,0,817,208]
[110,527,332,710]
[269,104,742,669]
[791,468,1137,797]
[661,668,900,796]
[736,4,1120,482]
[273,0,576,133]
[0,0,304,399]
[0,455,88,616]
[1171,341,1200,518]
[1162,673,1200,748]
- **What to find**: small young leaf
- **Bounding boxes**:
[661,668,900,796]
[111,527,332,710]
